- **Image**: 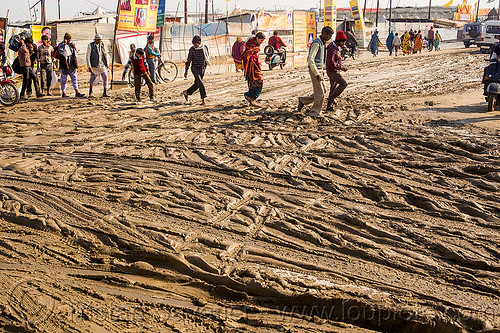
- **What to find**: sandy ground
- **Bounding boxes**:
[0,44,499,333]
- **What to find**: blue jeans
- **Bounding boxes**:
[147,58,156,83]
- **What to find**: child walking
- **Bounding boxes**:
[183,36,210,105]
[122,48,156,104]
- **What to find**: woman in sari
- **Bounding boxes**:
[402,31,411,55]
[369,30,380,57]
[242,32,266,107]
[414,30,423,53]
[434,30,442,51]
[386,31,395,56]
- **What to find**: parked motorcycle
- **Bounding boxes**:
[0,65,20,106]
[483,58,500,111]
[264,45,286,70]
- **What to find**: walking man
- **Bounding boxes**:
[183,36,210,105]
[326,31,348,111]
[37,34,54,95]
[18,38,44,99]
[297,26,334,117]
[87,34,110,97]
[57,33,85,97]
[427,26,435,51]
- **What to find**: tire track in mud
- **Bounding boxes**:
[1,47,499,332]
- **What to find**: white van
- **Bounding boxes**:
[480,20,500,54]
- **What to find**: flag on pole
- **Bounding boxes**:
[443,0,453,7]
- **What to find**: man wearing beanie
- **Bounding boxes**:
[57,33,85,97]
[298,26,334,117]
[325,30,348,111]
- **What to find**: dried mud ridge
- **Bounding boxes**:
[0,48,499,332]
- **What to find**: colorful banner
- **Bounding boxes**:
[156,0,165,27]
[324,0,337,31]
[293,11,308,52]
[118,0,159,32]
[306,11,316,47]
[349,0,366,47]
[257,8,293,31]
[31,25,53,47]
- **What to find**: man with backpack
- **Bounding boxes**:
[18,38,44,99]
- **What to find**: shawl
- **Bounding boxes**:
[386,32,394,49]
[242,37,262,82]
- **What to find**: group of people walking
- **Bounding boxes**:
[369,26,442,57]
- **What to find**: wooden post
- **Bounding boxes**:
[58,0,61,19]
[428,0,431,21]
[41,0,46,25]
[363,0,367,21]
[476,0,480,22]
[110,0,121,90]
[388,0,392,33]
[205,0,208,23]
[375,0,379,27]
[185,0,188,23]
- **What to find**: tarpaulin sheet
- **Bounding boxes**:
[171,22,227,38]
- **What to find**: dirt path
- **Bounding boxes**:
[0,46,499,333]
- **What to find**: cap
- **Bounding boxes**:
[335,30,347,42]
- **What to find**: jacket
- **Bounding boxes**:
[17,44,31,67]
[145,43,159,59]
[326,42,342,72]
[57,41,78,71]
[87,41,108,68]
[123,53,149,75]
[307,37,326,76]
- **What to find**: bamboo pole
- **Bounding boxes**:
[110,0,121,89]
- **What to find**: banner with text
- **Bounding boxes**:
[118,0,159,32]
[324,0,337,31]
[349,0,366,47]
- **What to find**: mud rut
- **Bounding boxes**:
[0,48,499,332]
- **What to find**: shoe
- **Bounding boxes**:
[103,93,110,97]
[62,93,69,98]
[308,111,320,117]
[326,104,334,111]
[201,99,206,106]
[135,101,142,105]
[27,93,33,97]
[297,100,304,112]
[88,93,94,98]
[150,98,158,103]
[36,93,45,98]
[244,95,252,104]
[182,90,188,101]
[20,95,28,100]
[75,92,85,98]
[47,92,53,96]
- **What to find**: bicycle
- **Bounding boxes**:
[341,44,360,61]
[129,54,178,87]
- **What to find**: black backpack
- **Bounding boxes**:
[12,57,22,74]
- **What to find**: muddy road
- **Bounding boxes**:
[0,46,499,332]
